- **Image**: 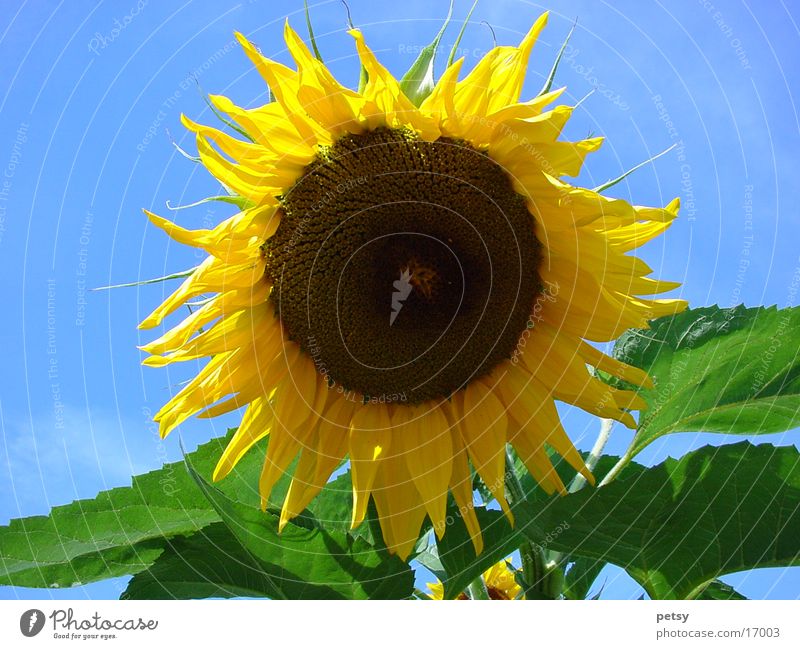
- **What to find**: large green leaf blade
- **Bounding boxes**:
[612,305,800,456]
[443,453,643,599]
[0,429,283,589]
[185,455,414,600]
[695,579,748,600]
[435,502,523,599]
[121,522,282,600]
[562,556,606,600]
[514,442,800,599]
[0,439,226,588]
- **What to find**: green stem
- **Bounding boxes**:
[568,418,614,492]
[467,576,490,600]
[598,446,634,487]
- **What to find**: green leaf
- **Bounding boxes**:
[562,556,606,600]
[399,1,453,106]
[695,579,748,600]
[612,305,800,457]
[514,442,800,599]
[122,522,283,599]
[0,424,385,595]
[0,429,290,590]
[457,452,640,600]
[185,454,414,599]
[435,501,523,599]
[0,437,229,588]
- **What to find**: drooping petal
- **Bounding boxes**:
[349,403,392,528]
[454,381,512,520]
[371,451,428,560]
[391,404,453,537]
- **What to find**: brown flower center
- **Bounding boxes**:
[263,127,542,403]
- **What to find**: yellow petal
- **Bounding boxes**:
[371,452,427,560]
[279,395,353,529]
[283,21,363,135]
[576,339,653,389]
[455,381,512,520]
[234,31,329,146]
[348,28,439,140]
[213,396,273,481]
[349,404,392,528]
[392,405,453,537]
[444,404,484,555]
[258,417,310,509]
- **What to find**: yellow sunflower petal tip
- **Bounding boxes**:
[141,14,687,561]
[179,113,200,132]
[521,11,549,49]
[141,355,167,368]
[142,208,166,228]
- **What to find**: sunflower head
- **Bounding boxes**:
[140,12,686,561]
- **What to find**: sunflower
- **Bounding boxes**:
[140,12,686,560]
[428,558,523,600]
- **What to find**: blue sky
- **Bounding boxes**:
[0,0,798,599]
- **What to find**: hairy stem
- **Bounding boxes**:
[569,418,614,492]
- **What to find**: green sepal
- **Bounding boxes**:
[399,1,454,106]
